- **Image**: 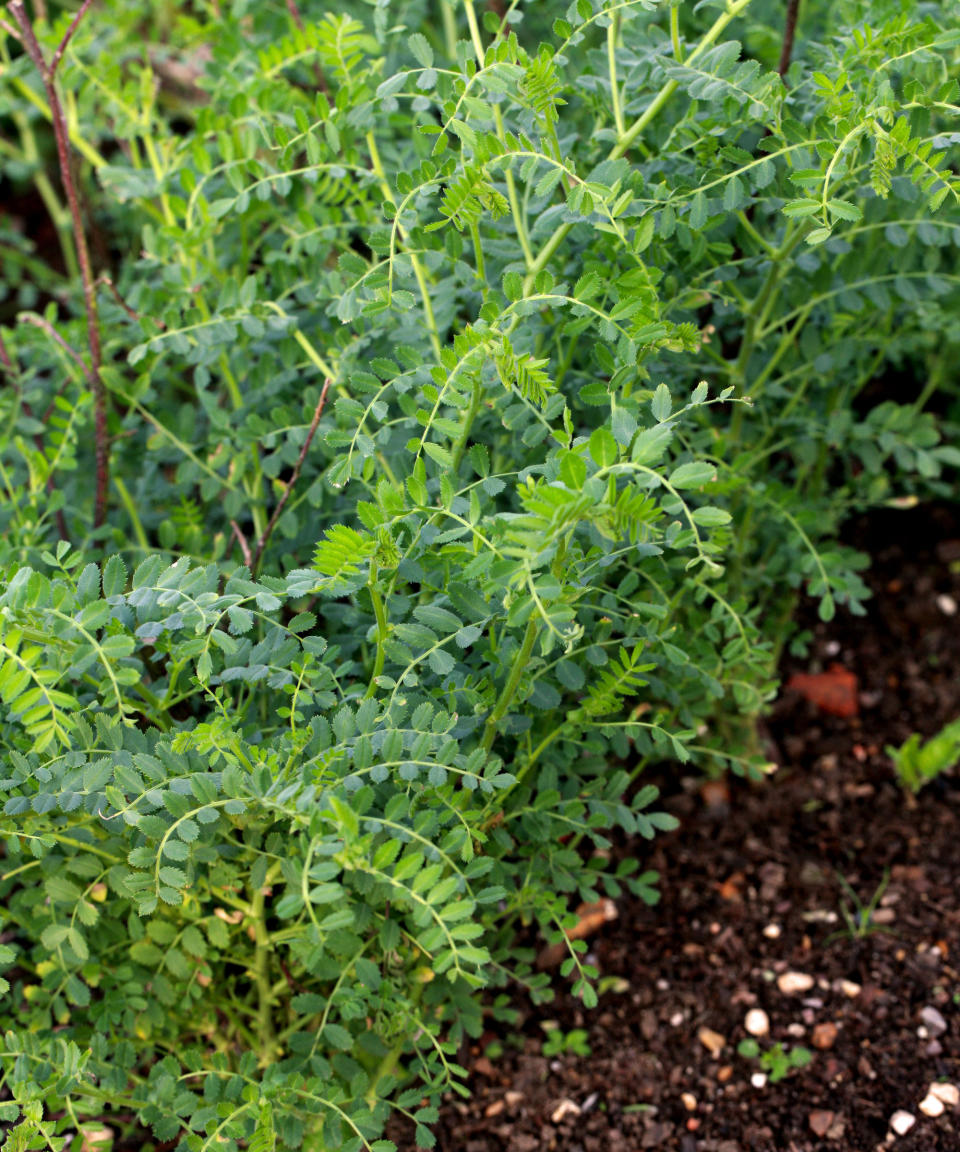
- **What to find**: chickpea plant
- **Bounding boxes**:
[0,0,958,1149]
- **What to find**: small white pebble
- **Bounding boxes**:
[778,971,815,994]
[936,593,957,616]
[889,1111,915,1136]
[762,923,781,939]
[750,1072,767,1089]
[787,1022,806,1038]
[681,1092,697,1112]
[745,1009,770,1037]
[929,1083,959,1107]
[920,1005,947,1035]
[919,1094,944,1118]
[840,980,862,998]
[670,1011,685,1027]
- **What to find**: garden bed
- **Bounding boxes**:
[391,504,960,1152]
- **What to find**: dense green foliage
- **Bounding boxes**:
[0,0,958,1148]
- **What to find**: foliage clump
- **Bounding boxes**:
[0,0,958,1148]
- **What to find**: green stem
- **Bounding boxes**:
[748,301,814,398]
[523,0,755,295]
[366,131,443,360]
[462,0,485,63]
[612,0,753,160]
[670,5,685,63]
[736,209,776,257]
[441,1,458,59]
[469,220,487,289]
[607,14,625,137]
[461,4,533,267]
[365,980,427,1107]
[913,358,945,412]
[113,475,148,551]
[250,881,278,1064]
[498,117,535,268]
[450,381,482,472]
[494,724,564,811]
[131,681,172,730]
[364,574,389,698]
[481,616,539,753]
[727,223,806,444]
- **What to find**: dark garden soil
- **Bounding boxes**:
[390,504,960,1152]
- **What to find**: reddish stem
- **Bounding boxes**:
[98,274,164,328]
[777,0,802,80]
[251,379,331,574]
[10,0,109,530]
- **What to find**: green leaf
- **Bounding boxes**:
[689,190,708,230]
[825,199,862,222]
[248,1104,276,1152]
[423,442,453,469]
[328,794,359,838]
[651,384,672,423]
[631,424,673,465]
[408,32,433,68]
[691,506,731,527]
[589,427,618,468]
[101,555,128,598]
[669,461,715,489]
[782,198,821,218]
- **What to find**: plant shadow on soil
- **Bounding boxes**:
[389,503,960,1152]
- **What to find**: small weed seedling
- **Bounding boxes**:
[825,870,895,946]
[737,1039,813,1083]
[541,1025,592,1060]
[887,719,960,794]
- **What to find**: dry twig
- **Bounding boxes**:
[251,379,331,573]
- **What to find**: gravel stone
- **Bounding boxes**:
[744,1009,770,1037]
[889,1111,915,1136]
